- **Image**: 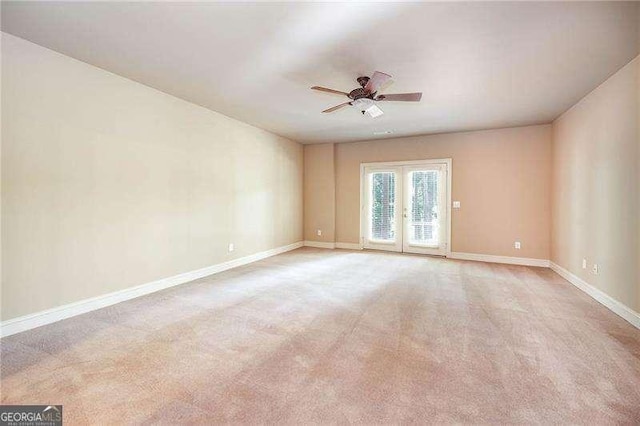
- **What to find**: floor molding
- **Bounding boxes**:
[303,241,364,250]
[448,252,550,267]
[335,242,363,250]
[0,241,304,338]
[303,240,336,249]
[550,262,640,330]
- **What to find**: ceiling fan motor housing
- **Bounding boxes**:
[349,87,371,100]
[356,76,370,87]
[349,76,376,100]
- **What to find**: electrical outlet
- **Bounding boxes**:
[592,264,599,275]
[228,243,234,252]
[514,241,521,250]
[582,258,587,269]
[317,229,322,236]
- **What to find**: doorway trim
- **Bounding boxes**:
[359,158,452,257]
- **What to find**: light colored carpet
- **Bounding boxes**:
[2,247,640,424]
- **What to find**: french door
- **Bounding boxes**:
[361,160,450,256]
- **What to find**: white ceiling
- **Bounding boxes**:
[2,1,639,144]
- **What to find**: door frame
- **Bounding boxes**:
[401,163,448,256]
[360,164,404,252]
[359,158,452,257]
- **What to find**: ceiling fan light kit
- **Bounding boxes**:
[311,71,422,117]
[351,97,374,110]
[364,104,384,118]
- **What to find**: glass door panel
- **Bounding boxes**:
[362,167,402,252]
[408,170,440,246]
[370,172,396,242]
[402,165,446,255]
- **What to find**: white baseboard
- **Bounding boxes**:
[0,241,304,338]
[335,242,363,250]
[302,241,364,250]
[303,241,336,249]
[550,262,640,330]
[448,252,550,267]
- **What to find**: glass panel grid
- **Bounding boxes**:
[409,170,439,246]
[370,172,396,241]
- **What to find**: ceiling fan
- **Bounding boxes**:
[311,71,422,117]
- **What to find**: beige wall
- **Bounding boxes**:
[303,143,335,243]
[327,125,552,259]
[1,34,303,321]
[551,56,639,312]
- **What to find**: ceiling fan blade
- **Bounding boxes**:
[311,86,350,97]
[322,102,351,113]
[376,92,422,102]
[364,71,392,94]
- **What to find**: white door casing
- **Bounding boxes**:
[360,159,451,256]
